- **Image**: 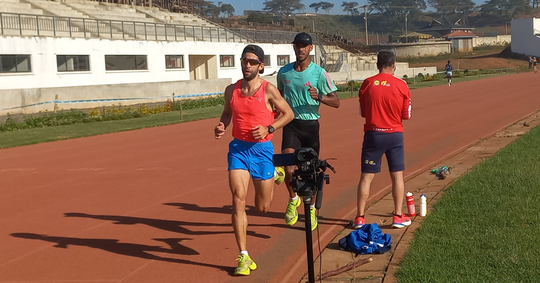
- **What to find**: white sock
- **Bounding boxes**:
[290,194,298,201]
[240,250,249,256]
[310,204,316,209]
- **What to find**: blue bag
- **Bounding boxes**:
[338,223,392,255]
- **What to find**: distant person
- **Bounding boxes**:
[277,32,340,231]
[529,56,533,70]
[354,50,412,229]
[445,60,453,86]
[533,57,538,73]
[214,44,294,276]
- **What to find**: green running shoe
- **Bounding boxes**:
[285,197,301,226]
[274,167,285,185]
[234,254,257,276]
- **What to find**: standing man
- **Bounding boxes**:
[533,57,538,73]
[214,44,294,276]
[528,56,533,70]
[445,60,453,86]
[277,32,340,231]
[354,50,412,229]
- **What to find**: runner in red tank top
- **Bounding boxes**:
[214,45,294,276]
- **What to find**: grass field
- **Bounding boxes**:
[397,124,540,282]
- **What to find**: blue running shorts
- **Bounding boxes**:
[228,139,275,180]
[361,131,405,173]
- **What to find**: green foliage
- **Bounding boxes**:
[173,95,225,110]
[263,0,304,15]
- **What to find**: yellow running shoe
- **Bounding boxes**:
[274,167,285,185]
[285,197,301,226]
[310,206,318,231]
[234,254,257,276]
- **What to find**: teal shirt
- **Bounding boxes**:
[277,62,337,120]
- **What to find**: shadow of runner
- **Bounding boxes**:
[164,202,350,226]
[11,233,232,273]
[64,212,279,238]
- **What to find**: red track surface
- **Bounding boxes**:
[1,73,539,283]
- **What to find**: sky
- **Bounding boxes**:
[219,0,486,16]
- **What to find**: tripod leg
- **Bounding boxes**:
[303,198,315,283]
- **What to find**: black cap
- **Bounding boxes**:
[242,44,264,62]
[292,32,312,45]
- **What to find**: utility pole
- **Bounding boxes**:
[405,12,408,43]
[364,5,368,46]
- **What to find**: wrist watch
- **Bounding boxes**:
[317,93,323,101]
[267,125,275,133]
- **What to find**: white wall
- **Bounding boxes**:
[473,35,511,47]
[511,18,540,57]
[0,36,299,90]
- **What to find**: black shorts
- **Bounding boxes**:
[361,131,404,173]
[281,119,320,154]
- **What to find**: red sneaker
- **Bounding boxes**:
[353,216,365,229]
[392,214,411,228]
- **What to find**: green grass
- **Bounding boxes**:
[397,125,540,283]
[0,106,223,148]
[0,71,519,149]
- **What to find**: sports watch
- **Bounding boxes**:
[317,93,323,101]
[267,125,275,133]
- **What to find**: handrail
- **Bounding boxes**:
[0,12,303,44]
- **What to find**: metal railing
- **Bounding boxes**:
[0,12,257,42]
[0,12,330,69]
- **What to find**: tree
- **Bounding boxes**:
[309,2,322,13]
[263,0,305,15]
[341,1,359,15]
[320,1,335,14]
[368,0,427,16]
[427,0,475,15]
[480,0,530,20]
[220,4,235,17]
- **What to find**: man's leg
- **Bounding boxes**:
[390,170,405,216]
[356,172,375,217]
[229,169,258,276]
[253,178,275,213]
[229,169,251,252]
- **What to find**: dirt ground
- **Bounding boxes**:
[408,51,530,71]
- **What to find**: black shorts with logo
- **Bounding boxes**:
[361,131,404,173]
[281,119,320,154]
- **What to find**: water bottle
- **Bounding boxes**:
[406,192,416,217]
[420,194,427,216]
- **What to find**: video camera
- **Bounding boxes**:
[273,148,335,201]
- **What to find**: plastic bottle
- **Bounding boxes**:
[420,194,427,216]
[406,192,416,217]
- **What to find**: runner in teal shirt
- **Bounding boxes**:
[277,61,338,120]
[276,32,340,232]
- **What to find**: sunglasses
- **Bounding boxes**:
[240,58,261,65]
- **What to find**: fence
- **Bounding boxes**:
[0,12,305,43]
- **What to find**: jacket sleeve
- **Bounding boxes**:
[402,85,412,120]
[358,80,369,117]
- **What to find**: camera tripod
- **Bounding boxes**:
[296,171,330,283]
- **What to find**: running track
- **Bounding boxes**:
[0,73,538,283]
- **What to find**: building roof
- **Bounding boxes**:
[442,30,478,38]
[416,16,474,33]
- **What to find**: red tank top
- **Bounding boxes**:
[231,79,273,142]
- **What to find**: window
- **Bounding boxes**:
[220,55,234,67]
[105,55,147,71]
[264,55,271,66]
[165,55,184,69]
[277,55,290,66]
[57,55,90,72]
[0,55,31,73]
